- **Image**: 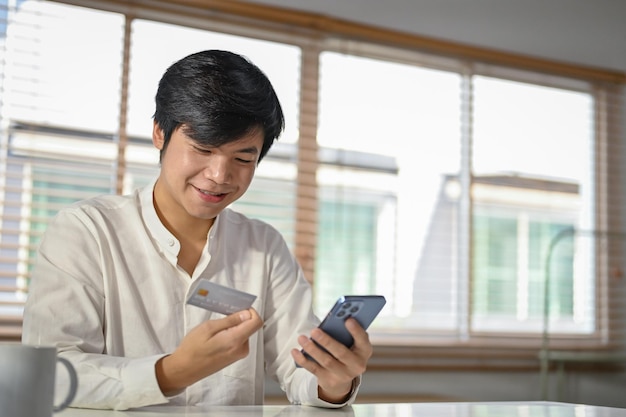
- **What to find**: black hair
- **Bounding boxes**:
[153,50,285,162]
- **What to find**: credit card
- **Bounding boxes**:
[186,279,257,315]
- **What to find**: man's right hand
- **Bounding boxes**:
[155,308,263,395]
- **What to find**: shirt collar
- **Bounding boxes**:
[139,177,180,261]
[139,177,221,262]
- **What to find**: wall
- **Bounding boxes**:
[249,0,626,73]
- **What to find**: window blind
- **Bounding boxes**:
[0,0,125,338]
[0,0,624,352]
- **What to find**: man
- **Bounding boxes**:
[22,50,372,410]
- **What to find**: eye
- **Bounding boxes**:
[193,146,212,154]
[236,158,255,164]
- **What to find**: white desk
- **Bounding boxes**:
[57,401,626,416]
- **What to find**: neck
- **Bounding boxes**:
[152,183,214,244]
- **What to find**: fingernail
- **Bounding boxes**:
[239,310,251,321]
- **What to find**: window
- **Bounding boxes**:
[470,76,596,336]
[125,18,301,245]
[316,51,462,327]
[0,0,124,330]
[314,50,612,344]
[0,0,623,353]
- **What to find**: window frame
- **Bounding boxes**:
[0,0,623,368]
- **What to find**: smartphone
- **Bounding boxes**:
[301,295,386,363]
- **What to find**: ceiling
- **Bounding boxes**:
[244,0,626,73]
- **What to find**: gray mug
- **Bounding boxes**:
[0,343,77,417]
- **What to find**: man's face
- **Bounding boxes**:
[152,123,263,224]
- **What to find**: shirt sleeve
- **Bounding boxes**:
[259,231,362,408]
[295,374,361,408]
[21,209,169,410]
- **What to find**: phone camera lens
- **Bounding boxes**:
[337,310,346,318]
[350,306,359,313]
[342,302,351,309]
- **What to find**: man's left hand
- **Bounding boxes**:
[291,318,372,403]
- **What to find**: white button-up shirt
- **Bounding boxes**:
[22,180,358,410]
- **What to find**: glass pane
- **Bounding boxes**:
[0,149,114,317]
[127,19,300,145]
[473,76,592,182]
[29,165,113,269]
[528,221,574,319]
[232,173,296,248]
[314,188,388,313]
[126,20,300,243]
[471,76,594,333]
[2,1,124,131]
[0,1,122,318]
[473,215,518,317]
[317,51,462,330]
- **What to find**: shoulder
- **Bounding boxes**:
[51,191,140,230]
[68,192,136,214]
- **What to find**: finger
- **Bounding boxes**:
[344,318,373,359]
[291,345,313,369]
[247,307,262,323]
[292,336,329,374]
[212,308,261,334]
[299,333,344,371]
[308,321,370,374]
[291,347,325,376]
[232,308,263,332]
[308,327,352,365]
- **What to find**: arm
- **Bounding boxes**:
[292,318,370,403]
[22,208,266,409]
[260,232,361,408]
[22,209,169,410]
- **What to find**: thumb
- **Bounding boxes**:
[209,309,253,333]
[237,309,252,322]
[224,308,258,326]
[221,308,263,337]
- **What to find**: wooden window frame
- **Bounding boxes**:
[2,0,624,369]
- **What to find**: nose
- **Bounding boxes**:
[204,155,231,184]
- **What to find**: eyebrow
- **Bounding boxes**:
[191,140,260,155]
[233,146,260,155]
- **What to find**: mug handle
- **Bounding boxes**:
[53,357,78,412]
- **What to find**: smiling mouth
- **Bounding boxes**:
[194,185,227,197]
[200,189,224,196]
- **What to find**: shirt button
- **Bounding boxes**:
[167,239,175,246]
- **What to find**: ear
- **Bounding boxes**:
[152,120,165,150]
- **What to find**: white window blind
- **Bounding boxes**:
[316,52,463,325]
[314,47,625,347]
[0,0,624,352]
[0,0,304,337]
[0,0,125,337]
[124,18,302,245]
